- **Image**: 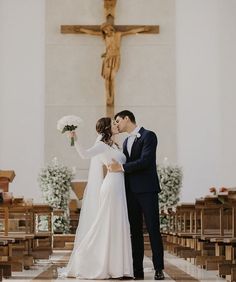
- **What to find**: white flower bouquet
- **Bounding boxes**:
[57,115,83,146]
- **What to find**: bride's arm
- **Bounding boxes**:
[75,140,107,159]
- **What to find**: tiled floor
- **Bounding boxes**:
[4,251,226,282]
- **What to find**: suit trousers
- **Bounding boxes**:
[126,190,164,273]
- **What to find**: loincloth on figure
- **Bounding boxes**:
[101,55,120,80]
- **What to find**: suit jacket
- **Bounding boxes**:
[123,127,161,194]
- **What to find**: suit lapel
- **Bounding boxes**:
[123,138,129,158]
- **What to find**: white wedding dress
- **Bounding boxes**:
[58,138,133,279]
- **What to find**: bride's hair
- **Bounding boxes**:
[96,117,113,146]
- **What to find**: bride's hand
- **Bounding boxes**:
[68,131,77,141]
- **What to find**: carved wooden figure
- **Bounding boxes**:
[75,23,151,107]
[61,1,159,116]
[104,0,117,23]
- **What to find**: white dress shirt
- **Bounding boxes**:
[127,126,141,155]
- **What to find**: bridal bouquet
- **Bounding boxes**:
[57,115,83,146]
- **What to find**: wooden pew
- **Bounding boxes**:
[31,204,53,259]
[163,188,236,281]
[0,170,15,192]
[163,204,202,261]
[0,201,53,273]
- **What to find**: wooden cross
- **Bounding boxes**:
[61,0,159,117]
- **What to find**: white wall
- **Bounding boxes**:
[0,0,45,200]
[219,1,236,186]
[176,0,236,202]
[1,0,236,203]
[45,0,176,179]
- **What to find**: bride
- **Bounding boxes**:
[59,117,133,279]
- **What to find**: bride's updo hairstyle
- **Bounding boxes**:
[96,117,113,146]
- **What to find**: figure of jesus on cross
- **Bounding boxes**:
[77,23,149,106]
[61,0,159,116]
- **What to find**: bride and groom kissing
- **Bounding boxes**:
[59,110,164,280]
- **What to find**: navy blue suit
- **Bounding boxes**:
[123,127,164,274]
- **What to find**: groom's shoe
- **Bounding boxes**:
[154,270,165,280]
[134,272,144,280]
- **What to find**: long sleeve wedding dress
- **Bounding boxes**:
[58,138,133,279]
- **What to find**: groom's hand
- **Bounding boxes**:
[107,159,123,172]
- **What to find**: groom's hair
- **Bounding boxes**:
[114,110,136,124]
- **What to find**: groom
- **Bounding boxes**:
[108,110,164,280]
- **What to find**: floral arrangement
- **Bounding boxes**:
[220,187,228,193]
[38,158,74,233]
[209,186,229,195]
[57,115,83,146]
[209,187,217,195]
[53,215,70,233]
[208,186,229,204]
[157,164,183,231]
[36,215,49,232]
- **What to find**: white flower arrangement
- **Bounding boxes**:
[36,215,49,232]
[57,115,83,146]
[157,164,183,231]
[53,215,70,233]
[38,159,74,233]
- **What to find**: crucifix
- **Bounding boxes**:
[61,0,159,117]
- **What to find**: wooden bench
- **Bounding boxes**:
[163,188,236,281]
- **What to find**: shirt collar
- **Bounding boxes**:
[129,126,141,136]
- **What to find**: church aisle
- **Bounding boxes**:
[164,252,225,282]
[3,251,226,281]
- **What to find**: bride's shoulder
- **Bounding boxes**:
[95,140,109,149]
[95,140,105,145]
[95,140,121,151]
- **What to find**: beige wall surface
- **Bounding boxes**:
[45,0,176,179]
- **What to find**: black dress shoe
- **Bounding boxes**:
[134,276,144,280]
[134,272,144,280]
[154,270,165,280]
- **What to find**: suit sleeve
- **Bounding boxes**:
[123,132,157,173]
